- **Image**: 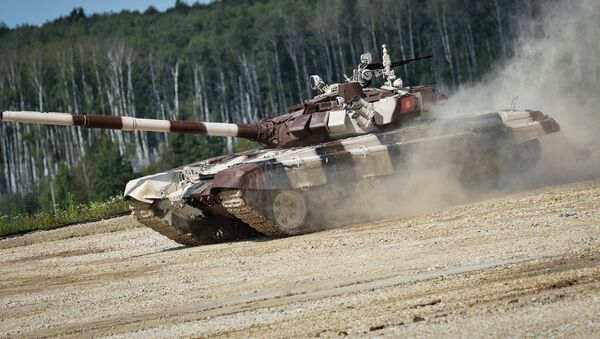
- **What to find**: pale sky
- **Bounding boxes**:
[0,0,202,28]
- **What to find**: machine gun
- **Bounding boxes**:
[351,45,432,87]
[364,54,433,71]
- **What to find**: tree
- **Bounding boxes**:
[89,136,133,201]
[0,22,8,37]
[144,6,160,15]
[54,163,74,208]
[174,0,191,12]
[160,134,226,170]
[68,8,86,22]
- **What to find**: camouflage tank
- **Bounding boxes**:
[1,45,560,246]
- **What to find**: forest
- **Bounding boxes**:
[0,0,548,215]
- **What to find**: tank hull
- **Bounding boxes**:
[125,110,559,245]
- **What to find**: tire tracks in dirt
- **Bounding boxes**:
[20,252,599,338]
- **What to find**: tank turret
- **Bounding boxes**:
[1,46,444,149]
[1,79,433,149]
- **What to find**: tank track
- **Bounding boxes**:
[129,201,203,246]
[219,189,289,237]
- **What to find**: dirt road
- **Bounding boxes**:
[1,181,599,338]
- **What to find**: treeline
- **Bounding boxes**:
[0,0,546,213]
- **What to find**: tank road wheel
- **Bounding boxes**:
[351,177,388,213]
[271,190,308,233]
[459,152,501,192]
[220,189,311,237]
[220,189,289,237]
[505,139,542,174]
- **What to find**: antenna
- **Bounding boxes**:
[510,96,519,110]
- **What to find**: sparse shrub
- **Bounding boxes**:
[0,196,130,237]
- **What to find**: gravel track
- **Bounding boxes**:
[0,180,599,338]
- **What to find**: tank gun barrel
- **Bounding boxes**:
[1,111,261,140]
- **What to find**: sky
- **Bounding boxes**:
[0,0,201,28]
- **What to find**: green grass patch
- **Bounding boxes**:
[0,196,130,237]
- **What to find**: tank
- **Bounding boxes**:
[1,44,560,246]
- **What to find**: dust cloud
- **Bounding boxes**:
[434,0,600,189]
[318,0,600,228]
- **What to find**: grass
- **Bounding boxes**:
[0,196,130,237]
